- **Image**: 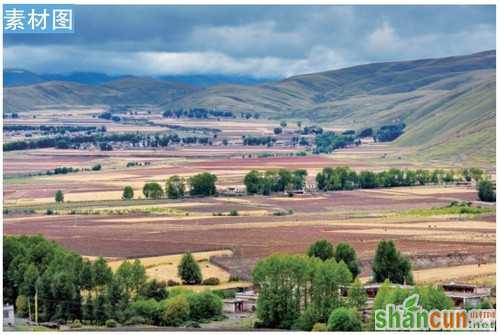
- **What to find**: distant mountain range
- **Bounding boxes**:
[3,50,495,165]
[3,69,274,88]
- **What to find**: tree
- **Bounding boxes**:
[292,169,308,190]
[327,307,363,331]
[307,240,334,261]
[253,255,311,329]
[310,259,352,322]
[93,257,113,292]
[143,182,164,199]
[347,279,367,310]
[122,186,134,200]
[273,127,283,135]
[166,176,185,199]
[372,240,413,284]
[94,293,110,325]
[55,190,64,203]
[334,242,360,279]
[189,173,217,196]
[280,121,287,128]
[163,295,190,326]
[478,180,495,202]
[244,170,263,194]
[177,252,202,284]
[359,171,377,189]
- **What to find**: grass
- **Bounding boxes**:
[396,202,494,218]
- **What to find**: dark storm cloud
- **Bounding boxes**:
[4,5,496,77]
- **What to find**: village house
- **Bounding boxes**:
[438,283,492,308]
[223,290,258,314]
[3,304,15,327]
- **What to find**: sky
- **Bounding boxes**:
[3,5,496,78]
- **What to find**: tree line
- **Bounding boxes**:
[121,173,218,200]
[244,169,308,195]
[163,108,235,119]
[4,235,224,327]
[4,125,105,134]
[3,132,217,152]
[316,166,487,191]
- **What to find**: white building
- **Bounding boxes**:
[3,304,15,327]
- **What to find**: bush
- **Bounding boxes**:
[293,306,320,331]
[124,316,146,326]
[186,291,223,321]
[105,319,118,328]
[312,323,327,331]
[91,164,102,171]
[163,295,191,326]
[184,320,201,328]
[228,275,240,282]
[228,209,239,216]
[202,277,220,285]
[15,295,28,317]
[46,208,55,215]
[478,180,496,202]
[55,190,64,203]
[126,299,162,325]
[122,186,134,200]
[70,320,82,329]
[327,307,362,331]
[167,279,180,287]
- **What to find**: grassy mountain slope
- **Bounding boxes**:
[4,77,198,113]
[395,73,495,166]
[4,50,495,165]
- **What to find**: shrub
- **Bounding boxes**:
[228,209,239,216]
[124,316,146,326]
[167,279,180,287]
[228,275,240,282]
[122,186,134,200]
[105,319,118,328]
[70,320,82,329]
[312,323,327,331]
[187,291,223,321]
[163,295,190,326]
[126,299,162,325]
[139,279,168,301]
[184,320,201,328]
[293,306,320,331]
[478,180,496,202]
[91,164,102,171]
[55,190,64,203]
[15,295,28,317]
[202,277,220,285]
[46,208,55,215]
[327,307,362,331]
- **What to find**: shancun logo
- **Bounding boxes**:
[375,294,495,331]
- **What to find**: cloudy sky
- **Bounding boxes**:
[4,5,496,78]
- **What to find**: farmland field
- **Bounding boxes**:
[4,117,496,285]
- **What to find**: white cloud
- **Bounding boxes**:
[367,21,402,53]
[4,45,349,78]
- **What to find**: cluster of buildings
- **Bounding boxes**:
[222,282,494,317]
